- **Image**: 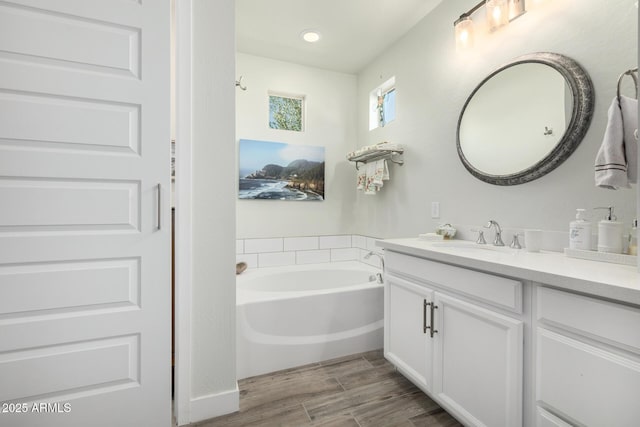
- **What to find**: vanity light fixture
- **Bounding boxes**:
[454,0,527,51]
[301,30,321,43]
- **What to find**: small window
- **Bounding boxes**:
[269,93,305,132]
[369,77,396,130]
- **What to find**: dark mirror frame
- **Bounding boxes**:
[456,52,595,186]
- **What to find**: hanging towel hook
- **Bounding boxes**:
[616,68,638,99]
[235,75,247,91]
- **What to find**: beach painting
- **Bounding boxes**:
[239,139,325,200]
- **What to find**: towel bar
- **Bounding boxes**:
[347,145,404,170]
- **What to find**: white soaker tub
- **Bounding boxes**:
[236,261,383,379]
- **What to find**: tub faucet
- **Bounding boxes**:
[484,220,505,246]
[364,251,384,284]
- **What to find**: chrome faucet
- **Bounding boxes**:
[484,220,505,246]
[364,251,385,284]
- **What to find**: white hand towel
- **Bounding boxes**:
[372,160,389,189]
[619,95,638,184]
[595,97,631,189]
[364,162,378,195]
[356,166,366,190]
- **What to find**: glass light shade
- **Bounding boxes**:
[486,0,509,31]
[508,0,526,21]
[454,16,475,51]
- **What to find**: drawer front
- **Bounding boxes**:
[537,286,640,352]
[536,327,640,426]
[386,251,523,313]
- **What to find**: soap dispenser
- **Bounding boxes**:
[596,206,623,254]
[569,208,592,250]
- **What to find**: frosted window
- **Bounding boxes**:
[369,77,396,130]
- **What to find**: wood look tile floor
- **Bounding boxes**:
[193,350,463,427]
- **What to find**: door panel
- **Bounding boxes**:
[433,294,523,427]
[384,274,433,390]
[0,1,170,426]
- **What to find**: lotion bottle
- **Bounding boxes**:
[569,209,592,250]
[596,206,623,254]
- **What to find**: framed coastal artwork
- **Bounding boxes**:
[238,139,325,200]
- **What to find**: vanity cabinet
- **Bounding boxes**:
[384,251,524,427]
[379,237,640,427]
[535,286,640,426]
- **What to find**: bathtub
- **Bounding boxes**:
[236,261,383,379]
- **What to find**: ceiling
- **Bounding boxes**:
[236,0,444,74]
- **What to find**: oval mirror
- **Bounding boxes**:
[457,52,594,185]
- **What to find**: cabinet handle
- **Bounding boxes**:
[156,183,162,230]
[423,299,428,334]
[430,303,438,338]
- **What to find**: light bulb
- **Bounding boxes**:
[301,30,321,43]
[454,16,475,51]
[492,6,502,21]
[486,0,509,31]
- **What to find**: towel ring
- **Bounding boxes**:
[616,68,638,99]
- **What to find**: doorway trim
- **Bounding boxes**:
[174,0,193,424]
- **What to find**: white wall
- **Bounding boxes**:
[187,0,237,421]
[236,54,358,238]
[355,0,638,238]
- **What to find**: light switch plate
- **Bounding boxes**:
[431,202,440,219]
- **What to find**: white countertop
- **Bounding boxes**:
[377,238,640,306]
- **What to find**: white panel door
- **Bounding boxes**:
[433,294,523,427]
[384,274,433,391]
[0,1,170,426]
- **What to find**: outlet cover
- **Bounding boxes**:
[431,202,440,219]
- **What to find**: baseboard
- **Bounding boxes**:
[188,383,239,424]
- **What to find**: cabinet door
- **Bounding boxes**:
[536,327,640,426]
[433,293,523,427]
[384,274,434,391]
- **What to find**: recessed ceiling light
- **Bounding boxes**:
[301,30,321,43]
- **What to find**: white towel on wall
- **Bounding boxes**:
[620,95,638,183]
[364,162,378,195]
[372,160,389,189]
[595,95,638,189]
[356,166,366,190]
